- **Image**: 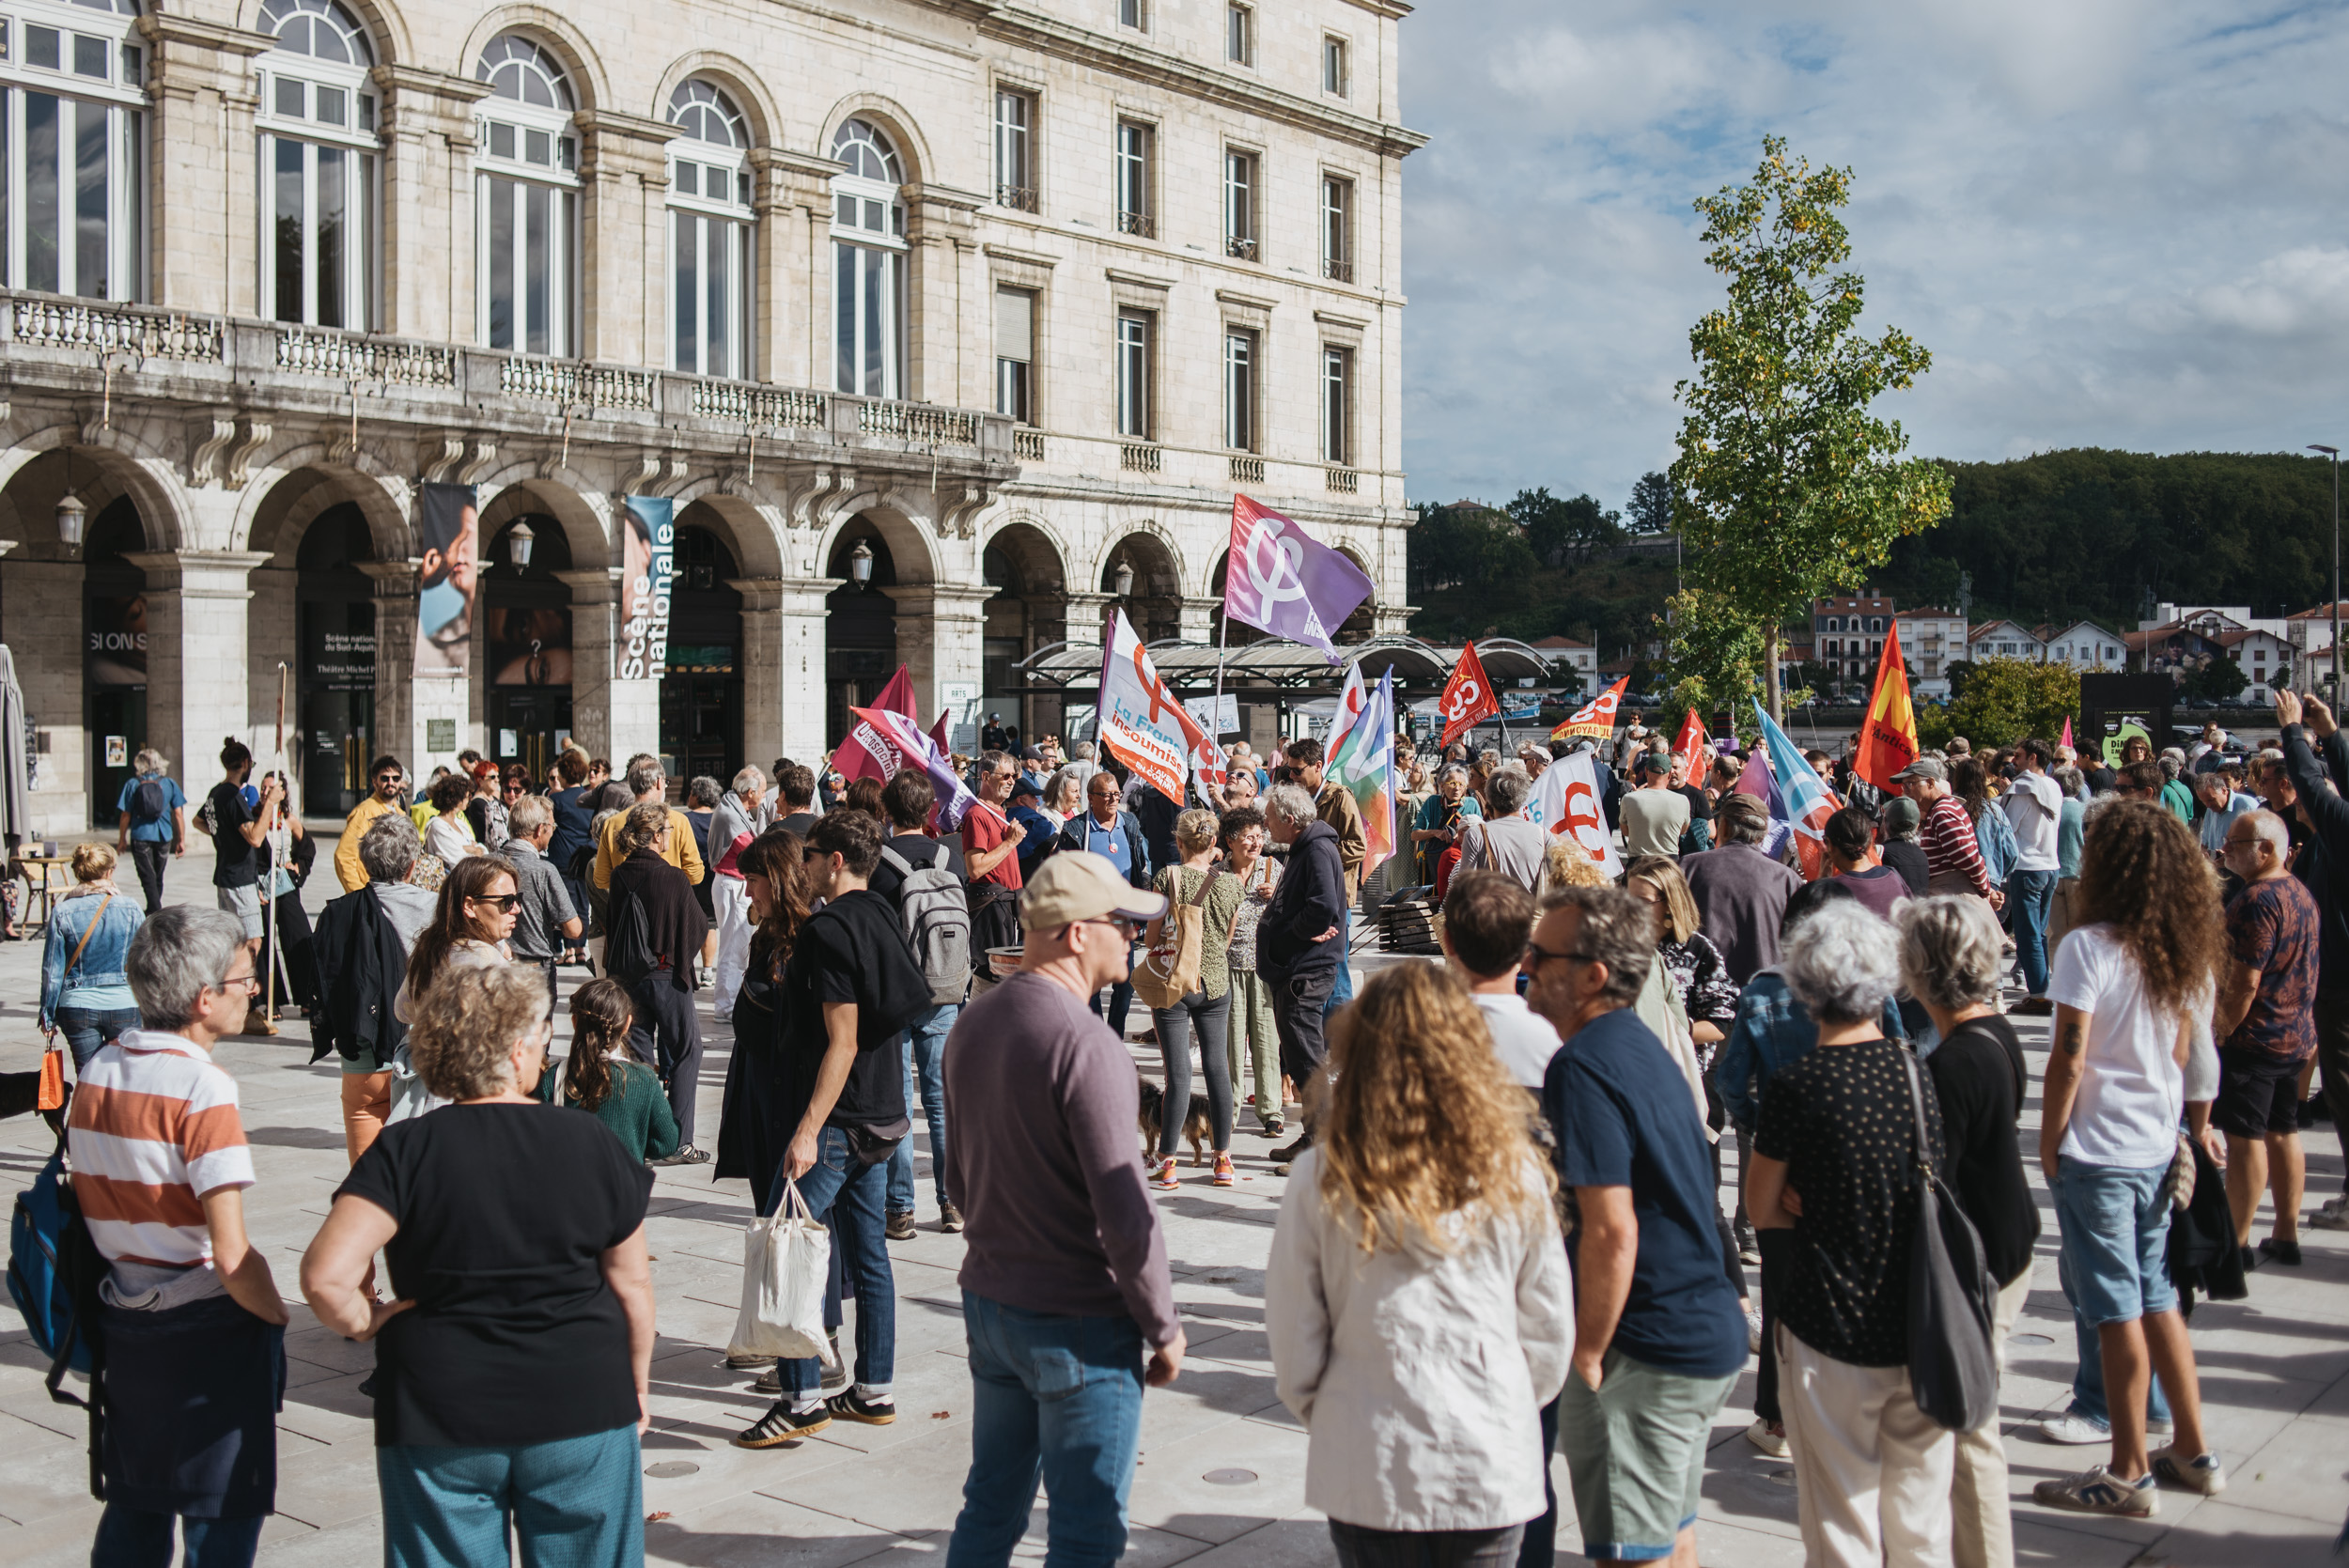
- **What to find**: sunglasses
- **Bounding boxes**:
[467,893,523,911]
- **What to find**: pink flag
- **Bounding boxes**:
[835,665,919,785]
[849,705,978,830]
[1224,495,1375,662]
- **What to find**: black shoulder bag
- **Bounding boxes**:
[1898,1048,2000,1432]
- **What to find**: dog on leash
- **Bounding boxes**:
[1135,1074,1213,1167]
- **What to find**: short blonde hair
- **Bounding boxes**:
[408,965,549,1100]
[1174,807,1219,858]
[70,841,117,883]
[1545,839,1607,889]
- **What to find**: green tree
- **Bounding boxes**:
[1655,587,1766,739]
[1407,502,1539,598]
[1508,488,1625,567]
[1917,657,2078,749]
[2186,654,2248,703]
[1668,135,1954,722]
[1627,471,1675,536]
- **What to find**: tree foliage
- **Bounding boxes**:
[1656,587,1766,739]
[1407,502,1538,598]
[2185,654,2248,703]
[1627,471,1675,536]
[1508,488,1626,567]
[1668,136,1954,721]
[1917,657,2078,749]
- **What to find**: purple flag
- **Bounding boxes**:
[1225,495,1375,662]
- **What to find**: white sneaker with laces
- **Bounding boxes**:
[1745,1418,1789,1457]
[2310,1195,2349,1231]
[2035,1411,2110,1445]
[2034,1465,2157,1517]
[2152,1444,2226,1496]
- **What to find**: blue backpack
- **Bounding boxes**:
[7,1146,106,1403]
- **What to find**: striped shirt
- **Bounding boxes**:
[1921,793,1993,898]
[65,1029,254,1268]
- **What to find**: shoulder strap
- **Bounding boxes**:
[1189,866,1214,908]
[1898,1048,1934,1187]
[1215,871,1238,952]
[879,845,913,878]
[66,891,116,977]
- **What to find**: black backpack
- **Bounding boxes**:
[130,777,167,825]
[603,890,657,986]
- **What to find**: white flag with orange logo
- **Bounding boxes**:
[1098,608,1209,807]
[1524,747,1621,877]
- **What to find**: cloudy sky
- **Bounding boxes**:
[1399,0,2349,513]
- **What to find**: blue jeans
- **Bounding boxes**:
[946,1291,1145,1568]
[2055,1157,2177,1428]
[1323,907,1355,1016]
[887,1004,957,1216]
[91,1507,263,1568]
[55,1004,144,1073]
[2007,868,2058,997]
[378,1423,642,1568]
[779,1125,895,1399]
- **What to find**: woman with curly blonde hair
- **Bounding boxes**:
[1267,962,1570,1566]
[2035,798,2225,1517]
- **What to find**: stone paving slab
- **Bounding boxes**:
[0,847,2343,1564]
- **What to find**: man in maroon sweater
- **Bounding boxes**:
[941,851,1181,1566]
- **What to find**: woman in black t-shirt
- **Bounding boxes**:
[1896,893,2042,1568]
[1748,900,1955,1566]
[301,964,655,1567]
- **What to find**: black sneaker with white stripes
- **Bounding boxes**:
[734,1399,832,1448]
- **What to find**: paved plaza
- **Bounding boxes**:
[2,843,2346,1566]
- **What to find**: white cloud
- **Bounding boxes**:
[1401,0,2349,508]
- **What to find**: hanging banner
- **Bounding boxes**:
[1438,642,1501,748]
[1099,607,1210,806]
[1525,747,1621,877]
[1551,675,1630,740]
[619,495,676,681]
[414,483,479,677]
[486,607,573,687]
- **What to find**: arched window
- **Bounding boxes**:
[474,34,579,356]
[1,0,146,299]
[829,117,906,398]
[257,0,377,329]
[666,80,753,379]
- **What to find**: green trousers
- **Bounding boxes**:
[1227,967,1281,1127]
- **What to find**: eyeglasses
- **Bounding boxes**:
[467,893,524,910]
[1522,942,1599,969]
[210,971,261,995]
[1078,916,1138,939]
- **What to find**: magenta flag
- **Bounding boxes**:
[849,705,979,830]
[1224,495,1375,662]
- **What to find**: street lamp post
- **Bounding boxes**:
[2313,444,2341,701]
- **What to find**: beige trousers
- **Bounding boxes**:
[1780,1326,1956,1568]
[1951,1267,2033,1568]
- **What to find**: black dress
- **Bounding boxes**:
[715,931,791,1217]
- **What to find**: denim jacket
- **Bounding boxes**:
[1714,969,1906,1133]
[40,885,144,1029]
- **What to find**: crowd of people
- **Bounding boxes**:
[22,688,2347,1568]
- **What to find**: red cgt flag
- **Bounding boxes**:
[1438,642,1501,748]
[1672,707,1705,784]
[1551,676,1630,741]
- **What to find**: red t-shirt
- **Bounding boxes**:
[962,800,1023,891]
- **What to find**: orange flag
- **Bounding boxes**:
[1854,621,1921,792]
[1672,707,1705,784]
[1439,642,1501,748]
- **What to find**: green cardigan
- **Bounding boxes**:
[537,1058,679,1161]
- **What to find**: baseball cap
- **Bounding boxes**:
[1882,797,1922,835]
[1008,774,1042,801]
[1021,743,1046,762]
[1636,752,1672,776]
[1890,757,1946,783]
[1019,850,1168,931]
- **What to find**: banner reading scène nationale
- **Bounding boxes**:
[619,495,676,681]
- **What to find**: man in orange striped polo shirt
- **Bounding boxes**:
[67,906,289,1567]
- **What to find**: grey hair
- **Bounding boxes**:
[2240,808,2291,854]
[132,747,166,774]
[2159,755,2182,781]
[688,775,723,809]
[124,908,251,1028]
[731,765,768,796]
[1437,762,1470,786]
[506,794,552,837]
[625,757,664,798]
[1486,762,1532,816]
[2052,765,2084,799]
[1894,894,2006,1011]
[1781,900,1903,1026]
[1264,783,1319,829]
[1539,885,1654,1006]
[1072,741,1097,761]
[358,812,421,883]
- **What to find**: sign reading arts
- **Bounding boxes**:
[620,496,676,680]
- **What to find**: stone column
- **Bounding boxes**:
[905,187,979,408]
[138,15,272,315]
[120,551,270,783]
[739,577,839,766]
[557,566,641,765]
[1064,592,1115,648]
[375,67,491,343]
[883,582,995,728]
[356,560,418,774]
[576,111,674,367]
[1177,596,1221,643]
[753,152,843,390]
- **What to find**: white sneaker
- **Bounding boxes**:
[1746,1308,1765,1355]
[2310,1195,2349,1232]
[1745,1418,1790,1457]
[2036,1411,2111,1445]
[2035,1464,2157,1518]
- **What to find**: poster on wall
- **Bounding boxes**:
[86,596,148,686]
[486,606,574,687]
[413,483,480,676]
[619,496,675,681]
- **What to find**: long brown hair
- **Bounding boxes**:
[563,977,635,1113]
[1622,854,1701,946]
[2075,799,2224,1020]
[405,854,517,1001]
[1317,964,1554,1253]
[739,831,812,979]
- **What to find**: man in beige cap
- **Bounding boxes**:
[939,853,1183,1565]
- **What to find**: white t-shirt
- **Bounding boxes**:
[2046,923,2186,1168]
[1473,991,1563,1090]
[2001,771,2064,873]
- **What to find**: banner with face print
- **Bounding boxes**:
[619,496,676,680]
[414,483,479,677]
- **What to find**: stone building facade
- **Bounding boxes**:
[0,0,1419,831]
